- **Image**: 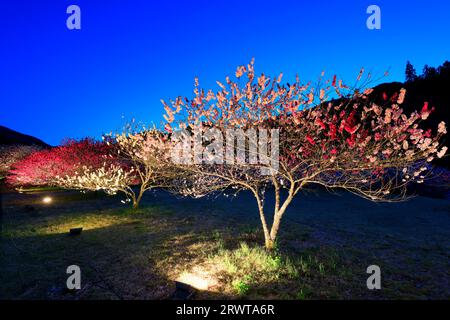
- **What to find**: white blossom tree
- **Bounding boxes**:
[58,128,175,208]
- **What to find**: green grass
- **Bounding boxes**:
[1,190,448,299]
[208,242,300,296]
[0,202,350,299]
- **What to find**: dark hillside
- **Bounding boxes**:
[371,61,449,133]
[369,61,449,166]
[0,125,51,148]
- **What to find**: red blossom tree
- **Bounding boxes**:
[6,138,116,187]
[162,60,447,250]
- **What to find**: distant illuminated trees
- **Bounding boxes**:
[0,145,43,179]
[57,128,175,208]
[7,138,114,187]
[6,131,175,208]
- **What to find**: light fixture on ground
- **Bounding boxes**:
[69,227,83,236]
[42,196,52,204]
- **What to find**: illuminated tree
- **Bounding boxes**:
[113,127,175,208]
[56,163,137,203]
[7,138,114,187]
[162,60,447,250]
[57,128,175,208]
[0,145,43,179]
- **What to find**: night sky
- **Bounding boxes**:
[1,0,449,145]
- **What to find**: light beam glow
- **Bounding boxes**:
[42,196,52,204]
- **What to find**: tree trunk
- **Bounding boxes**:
[265,237,275,250]
[254,194,272,250]
[132,200,139,209]
[253,187,295,251]
[267,188,294,250]
[268,207,287,248]
[132,186,145,209]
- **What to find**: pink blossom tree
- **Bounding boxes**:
[162,60,447,250]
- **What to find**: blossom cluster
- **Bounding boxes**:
[6,138,115,187]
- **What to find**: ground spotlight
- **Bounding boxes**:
[42,196,52,204]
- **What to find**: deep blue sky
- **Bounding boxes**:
[1,0,449,145]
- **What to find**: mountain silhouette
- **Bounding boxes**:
[0,125,51,147]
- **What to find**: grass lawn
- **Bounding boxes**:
[1,188,449,299]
